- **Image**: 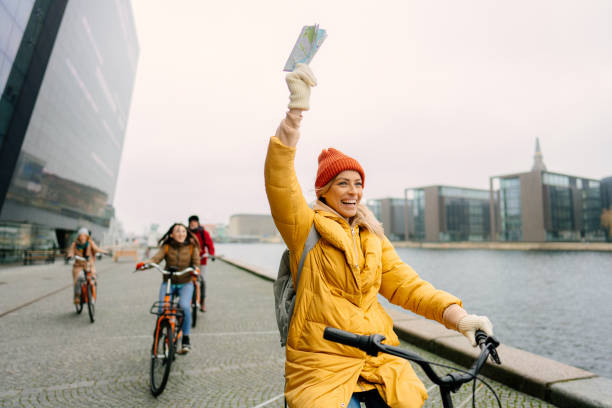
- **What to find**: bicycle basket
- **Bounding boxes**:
[149,301,185,317]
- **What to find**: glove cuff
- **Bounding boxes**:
[288,88,310,110]
[442,304,467,331]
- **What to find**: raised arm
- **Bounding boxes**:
[264,64,317,252]
[276,63,317,147]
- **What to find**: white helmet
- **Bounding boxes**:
[77,227,89,237]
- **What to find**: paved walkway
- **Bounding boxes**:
[0,258,556,407]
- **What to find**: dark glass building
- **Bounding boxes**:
[404,186,490,242]
[366,198,405,241]
[0,0,138,258]
[490,140,605,242]
[602,177,612,211]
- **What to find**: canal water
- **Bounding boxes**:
[216,243,612,379]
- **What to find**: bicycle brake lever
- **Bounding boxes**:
[486,336,502,364]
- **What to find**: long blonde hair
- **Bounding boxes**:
[315,177,385,238]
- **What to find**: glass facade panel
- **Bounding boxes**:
[582,182,603,240]
[366,199,381,221]
[441,187,490,242]
[499,177,522,241]
[389,198,405,240]
[0,0,138,250]
[546,185,573,240]
[412,189,425,241]
[0,0,34,94]
[543,172,570,188]
[366,198,405,240]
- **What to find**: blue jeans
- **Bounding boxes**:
[158,281,193,336]
[348,390,389,407]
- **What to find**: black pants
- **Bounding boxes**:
[198,274,206,301]
[352,390,390,407]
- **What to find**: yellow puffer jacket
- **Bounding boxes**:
[265,135,462,408]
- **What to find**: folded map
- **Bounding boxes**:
[283,24,327,72]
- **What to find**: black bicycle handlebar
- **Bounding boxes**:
[323,326,501,392]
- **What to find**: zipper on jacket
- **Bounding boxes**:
[351,227,359,271]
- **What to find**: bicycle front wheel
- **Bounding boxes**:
[191,287,198,328]
[87,283,95,323]
[75,282,84,314]
[150,319,173,396]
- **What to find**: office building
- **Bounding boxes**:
[366,198,405,241]
[601,177,612,211]
[0,0,138,258]
[404,185,490,242]
[490,139,605,242]
[228,214,279,239]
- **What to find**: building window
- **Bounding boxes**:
[499,177,522,241]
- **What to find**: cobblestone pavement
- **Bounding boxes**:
[0,259,557,407]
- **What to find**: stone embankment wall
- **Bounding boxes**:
[394,241,612,252]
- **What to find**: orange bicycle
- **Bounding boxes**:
[190,272,201,328]
[71,255,96,323]
[136,262,195,397]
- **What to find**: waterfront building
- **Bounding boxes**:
[601,177,612,210]
[489,139,605,242]
[366,198,405,241]
[601,177,612,242]
[0,1,139,259]
[404,185,490,242]
[228,214,279,241]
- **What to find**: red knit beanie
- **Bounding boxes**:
[315,148,365,191]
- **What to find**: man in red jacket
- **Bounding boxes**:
[188,215,215,312]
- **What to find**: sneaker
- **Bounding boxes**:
[178,335,191,354]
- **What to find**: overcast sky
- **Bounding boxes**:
[114,0,612,234]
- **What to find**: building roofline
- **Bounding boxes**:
[490,170,601,182]
[403,184,489,193]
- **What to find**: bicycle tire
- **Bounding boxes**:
[87,283,95,323]
[76,282,85,314]
[150,319,173,396]
[191,286,198,328]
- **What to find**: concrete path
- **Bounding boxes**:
[0,258,556,407]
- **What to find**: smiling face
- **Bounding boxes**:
[320,170,363,219]
[170,224,187,244]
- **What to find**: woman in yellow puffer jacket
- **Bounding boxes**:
[265,64,494,408]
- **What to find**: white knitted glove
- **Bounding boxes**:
[457,314,494,347]
[286,63,317,110]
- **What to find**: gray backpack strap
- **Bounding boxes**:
[295,223,320,291]
[286,223,320,330]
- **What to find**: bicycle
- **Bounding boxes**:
[190,269,201,328]
[70,255,97,323]
[136,262,195,397]
[191,253,210,326]
[323,327,502,408]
